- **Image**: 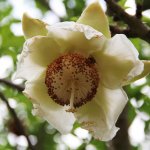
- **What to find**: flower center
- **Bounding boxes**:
[45,53,99,111]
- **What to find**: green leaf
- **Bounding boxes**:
[90,139,106,150]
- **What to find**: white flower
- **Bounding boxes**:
[16,2,150,141]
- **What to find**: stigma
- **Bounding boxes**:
[45,53,99,112]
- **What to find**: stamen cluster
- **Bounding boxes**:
[45,53,99,108]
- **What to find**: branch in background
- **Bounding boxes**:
[35,0,51,10]
[0,92,35,150]
[110,25,137,37]
[105,0,150,43]
[0,78,24,92]
[135,1,143,19]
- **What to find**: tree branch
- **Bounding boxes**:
[135,1,143,19]
[110,25,137,37]
[0,78,24,92]
[105,0,150,43]
[0,92,34,150]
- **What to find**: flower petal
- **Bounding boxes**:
[23,72,75,134]
[15,36,60,81]
[47,22,106,55]
[22,13,48,39]
[75,85,128,141]
[77,2,111,38]
[93,34,144,89]
[95,85,128,127]
[124,60,150,85]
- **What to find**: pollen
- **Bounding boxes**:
[45,53,99,110]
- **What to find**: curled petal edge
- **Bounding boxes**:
[124,60,150,85]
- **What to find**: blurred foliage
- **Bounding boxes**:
[143,0,150,10]
[63,0,86,21]
[0,0,150,150]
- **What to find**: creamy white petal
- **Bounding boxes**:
[75,100,118,141]
[23,72,75,134]
[75,85,128,141]
[77,2,111,38]
[47,22,106,56]
[15,36,60,81]
[93,34,144,89]
[95,85,128,127]
[22,13,48,39]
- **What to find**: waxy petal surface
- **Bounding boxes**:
[15,36,60,81]
[75,85,127,141]
[93,34,144,89]
[22,13,48,39]
[77,2,111,38]
[24,73,75,134]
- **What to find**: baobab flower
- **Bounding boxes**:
[16,2,150,141]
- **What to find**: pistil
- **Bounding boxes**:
[66,82,77,113]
